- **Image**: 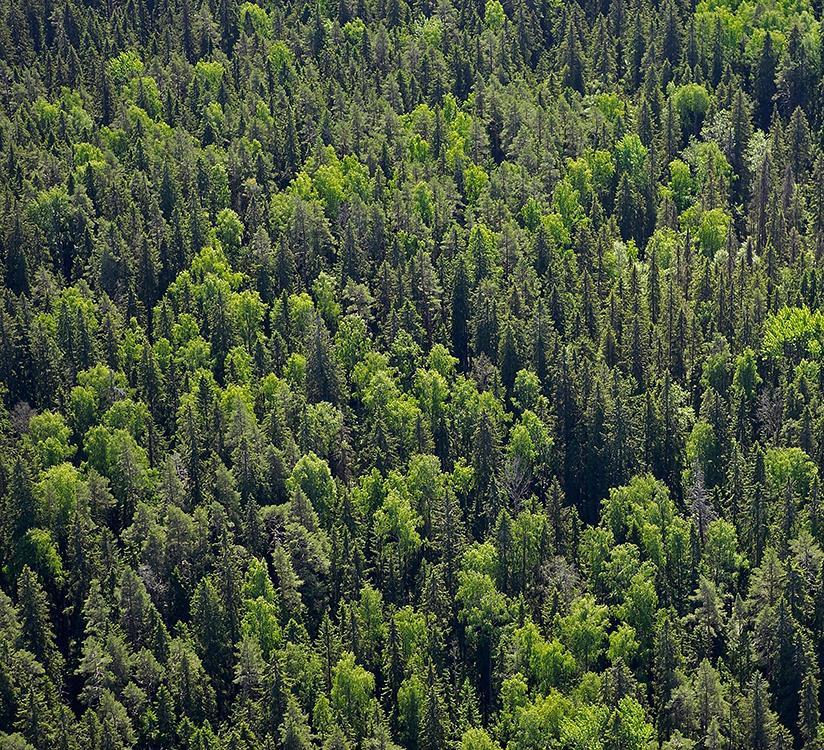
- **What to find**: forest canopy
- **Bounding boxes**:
[0,0,823,748]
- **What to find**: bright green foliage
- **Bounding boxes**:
[0,0,822,748]
[331,652,375,739]
[763,306,824,361]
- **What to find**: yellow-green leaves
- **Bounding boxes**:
[484,0,506,29]
[108,50,144,83]
[763,306,824,361]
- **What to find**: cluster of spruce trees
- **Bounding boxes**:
[1,0,824,747]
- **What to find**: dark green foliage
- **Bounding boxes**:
[0,0,823,747]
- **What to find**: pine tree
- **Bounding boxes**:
[749,444,768,566]
[190,576,231,702]
[753,32,777,130]
[661,0,681,67]
[729,89,752,204]
[798,666,820,748]
[419,662,446,750]
[306,316,341,404]
[472,399,502,535]
[748,672,775,750]
[280,693,314,750]
[5,215,29,295]
[653,614,681,738]
[3,458,35,555]
[615,173,638,243]
[18,566,64,683]
[472,281,499,362]
[561,12,586,93]
[498,317,521,395]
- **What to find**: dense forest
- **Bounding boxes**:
[0,0,824,747]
